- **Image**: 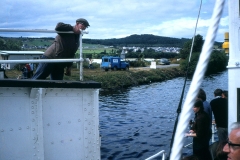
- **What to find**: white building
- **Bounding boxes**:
[0,51,43,69]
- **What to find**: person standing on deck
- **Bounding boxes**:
[29,63,34,78]
[197,88,212,128]
[32,18,90,80]
[210,89,228,142]
[185,99,212,160]
[222,90,228,99]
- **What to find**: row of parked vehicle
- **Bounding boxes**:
[100,56,171,71]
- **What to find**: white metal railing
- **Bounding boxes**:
[0,28,88,81]
[211,122,217,143]
[145,150,165,160]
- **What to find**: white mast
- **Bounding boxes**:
[228,0,240,127]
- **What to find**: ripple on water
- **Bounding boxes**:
[100,71,228,160]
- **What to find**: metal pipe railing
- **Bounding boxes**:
[145,150,165,160]
[0,28,88,34]
[0,28,88,81]
[0,59,83,63]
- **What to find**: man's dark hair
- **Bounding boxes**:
[197,88,206,101]
[194,99,204,111]
[214,88,222,96]
[222,90,228,98]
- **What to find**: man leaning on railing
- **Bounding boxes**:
[32,18,90,80]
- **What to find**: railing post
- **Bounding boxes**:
[212,123,215,143]
[79,30,88,81]
[79,31,83,81]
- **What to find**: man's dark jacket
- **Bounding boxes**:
[44,22,80,67]
[210,97,228,128]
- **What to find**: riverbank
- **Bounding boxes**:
[4,66,184,90]
[68,66,185,90]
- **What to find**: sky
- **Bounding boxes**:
[0,0,229,42]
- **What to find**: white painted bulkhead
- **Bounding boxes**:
[0,86,100,160]
[228,0,240,127]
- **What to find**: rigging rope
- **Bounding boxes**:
[168,0,202,157]
[170,0,226,159]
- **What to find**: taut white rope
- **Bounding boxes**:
[170,0,226,159]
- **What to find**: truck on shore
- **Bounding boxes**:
[101,56,129,71]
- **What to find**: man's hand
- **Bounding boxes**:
[65,67,71,76]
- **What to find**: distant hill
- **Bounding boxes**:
[1,34,223,49]
[83,34,191,47]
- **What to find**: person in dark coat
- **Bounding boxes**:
[32,18,90,80]
[185,99,212,160]
[210,89,228,142]
[197,88,212,128]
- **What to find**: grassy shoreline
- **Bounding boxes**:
[5,66,185,90]
[69,66,184,90]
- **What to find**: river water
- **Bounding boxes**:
[99,71,228,160]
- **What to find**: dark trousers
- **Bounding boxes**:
[32,55,65,80]
[193,138,211,160]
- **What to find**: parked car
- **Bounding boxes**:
[159,58,170,65]
[101,56,129,71]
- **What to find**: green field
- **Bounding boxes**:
[80,47,117,54]
[21,38,117,55]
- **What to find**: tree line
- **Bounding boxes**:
[83,34,191,47]
[0,38,22,50]
[179,34,228,75]
[1,34,227,76]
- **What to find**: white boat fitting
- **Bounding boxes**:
[0,28,102,160]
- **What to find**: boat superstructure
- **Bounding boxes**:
[0,30,101,160]
[0,0,238,159]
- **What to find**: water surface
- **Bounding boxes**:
[99,71,228,160]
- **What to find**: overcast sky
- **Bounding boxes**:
[0,0,229,42]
